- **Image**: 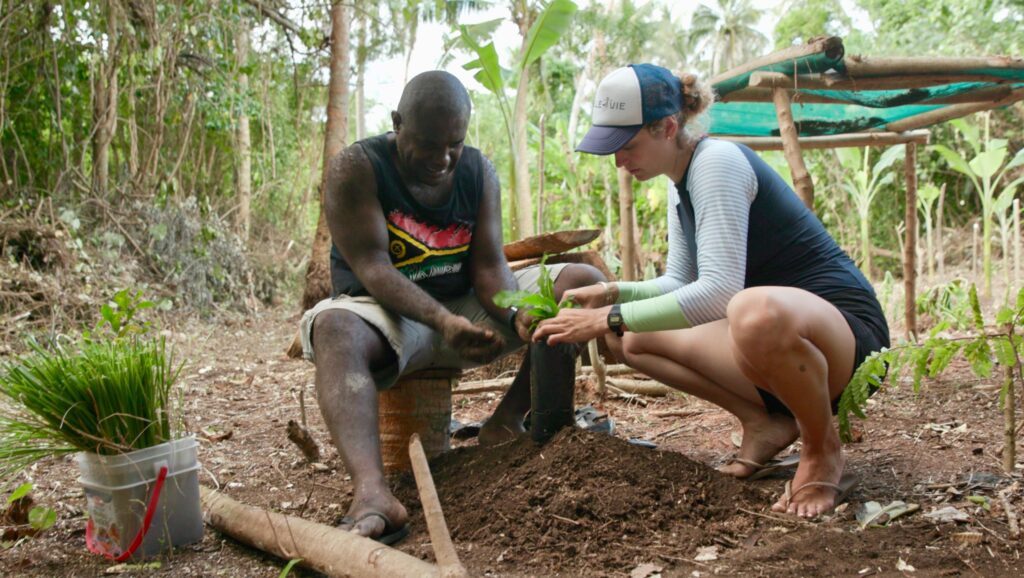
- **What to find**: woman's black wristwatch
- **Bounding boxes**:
[607,304,625,336]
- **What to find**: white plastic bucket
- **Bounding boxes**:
[76,436,203,559]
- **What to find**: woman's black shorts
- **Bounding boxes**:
[756,287,891,417]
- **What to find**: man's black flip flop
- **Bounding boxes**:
[340,511,411,546]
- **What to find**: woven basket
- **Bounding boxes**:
[378,368,460,473]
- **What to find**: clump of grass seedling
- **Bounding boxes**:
[0,290,181,487]
[494,255,575,330]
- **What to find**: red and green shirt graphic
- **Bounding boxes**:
[386,209,473,282]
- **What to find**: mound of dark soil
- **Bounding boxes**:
[395,428,773,575]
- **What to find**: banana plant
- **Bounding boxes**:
[837,145,906,282]
[933,114,1024,298]
[456,0,578,239]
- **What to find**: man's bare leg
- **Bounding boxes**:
[617,321,799,477]
[727,287,855,517]
[480,264,607,446]
[312,309,407,539]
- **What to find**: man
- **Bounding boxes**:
[299,71,604,543]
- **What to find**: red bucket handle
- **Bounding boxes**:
[86,465,168,562]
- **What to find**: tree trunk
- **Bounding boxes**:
[618,167,636,281]
[234,19,252,242]
[91,0,118,198]
[536,114,545,234]
[512,58,534,239]
[355,12,367,141]
[301,0,350,310]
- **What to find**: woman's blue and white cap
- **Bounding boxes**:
[576,64,683,155]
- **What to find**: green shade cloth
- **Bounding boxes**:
[708,50,1024,137]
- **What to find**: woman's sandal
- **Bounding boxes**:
[725,453,800,481]
[776,472,859,516]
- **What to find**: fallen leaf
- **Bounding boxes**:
[896,558,915,572]
[695,545,719,562]
[923,506,970,523]
[856,500,920,528]
[630,563,663,578]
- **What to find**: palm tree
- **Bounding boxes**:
[689,0,768,75]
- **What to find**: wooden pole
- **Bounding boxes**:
[409,434,468,578]
[723,84,1015,106]
[771,87,814,209]
[843,55,1024,77]
[748,71,1020,91]
[885,88,1024,133]
[718,130,930,151]
[201,488,439,578]
[587,339,607,400]
[711,36,843,87]
[903,143,918,340]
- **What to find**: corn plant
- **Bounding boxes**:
[933,114,1024,298]
[840,283,1024,472]
[836,145,905,282]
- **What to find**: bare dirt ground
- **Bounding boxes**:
[2,305,1023,577]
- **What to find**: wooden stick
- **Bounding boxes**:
[711,37,843,88]
[937,183,946,278]
[886,88,1024,132]
[651,409,707,418]
[748,71,1019,91]
[286,419,321,463]
[843,55,1024,77]
[587,339,607,400]
[718,130,930,151]
[904,143,918,340]
[1003,359,1017,474]
[201,488,439,578]
[727,83,1015,105]
[999,483,1020,539]
[409,434,468,578]
[605,377,673,397]
[771,87,814,208]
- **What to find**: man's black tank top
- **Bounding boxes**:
[330,133,484,300]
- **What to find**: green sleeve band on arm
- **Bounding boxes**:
[621,293,691,333]
[615,281,665,303]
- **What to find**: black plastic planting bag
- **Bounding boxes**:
[529,340,577,443]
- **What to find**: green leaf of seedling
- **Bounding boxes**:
[963,338,993,378]
[968,284,984,329]
[994,337,1016,368]
[279,558,303,578]
[493,290,532,308]
[996,306,1015,326]
[7,483,32,504]
[967,495,991,511]
[28,506,56,531]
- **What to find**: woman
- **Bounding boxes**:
[533,64,889,518]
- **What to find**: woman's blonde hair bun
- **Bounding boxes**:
[677,72,714,117]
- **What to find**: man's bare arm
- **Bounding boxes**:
[325,145,454,329]
[468,156,518,322]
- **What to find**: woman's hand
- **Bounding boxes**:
[560,283,614,309]
[533,306,612,345]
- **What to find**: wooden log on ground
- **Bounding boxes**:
[200,487,439,578]
[409,434,468,578]
[503,229,600,261]
[605,377,674,397]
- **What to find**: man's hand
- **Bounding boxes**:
[533,306,612,346]
[512,308,533,342]
[560,283,613,309]
[441,315,505,363]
